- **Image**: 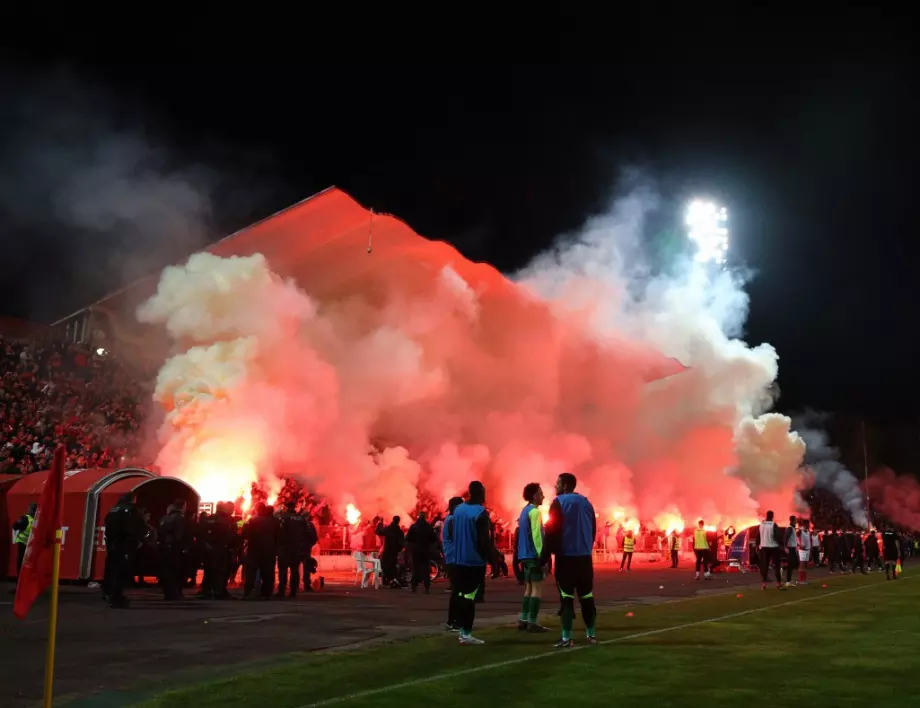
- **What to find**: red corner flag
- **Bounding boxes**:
[14,445,66,620]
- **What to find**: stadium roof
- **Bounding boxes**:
[56,186,512,324]
[68,186,685,382]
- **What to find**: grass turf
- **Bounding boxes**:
[137,571,918,708]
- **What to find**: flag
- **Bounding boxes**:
[14,445,66,620]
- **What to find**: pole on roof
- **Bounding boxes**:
[367,208,374,254]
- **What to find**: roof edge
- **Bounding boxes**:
[50,186,339,326]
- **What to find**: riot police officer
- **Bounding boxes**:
[277,502,308,598]
[301,510,319,592]
[242,503,279,599]
[103,493,146,608]
[158,500,189,600]
[197,502,236,599]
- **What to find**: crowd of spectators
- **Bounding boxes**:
[0,334,149,475]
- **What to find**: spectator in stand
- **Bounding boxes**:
[1,335,151,474]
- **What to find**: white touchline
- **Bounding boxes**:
[300,575,912,708]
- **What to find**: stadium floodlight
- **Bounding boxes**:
[685,200,729,266]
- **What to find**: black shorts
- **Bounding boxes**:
[452,564,486,599]
[883,552,899,562]
[554,555,594,599]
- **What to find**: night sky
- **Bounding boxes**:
[0,46,915,425]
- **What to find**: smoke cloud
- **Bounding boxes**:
[794,414,868,527]
[867,469,920,531]
[139,179,807,528]
[0,68,273,321]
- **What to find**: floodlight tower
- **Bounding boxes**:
[685,200,729,267]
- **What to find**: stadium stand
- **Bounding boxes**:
[0,334,150,475]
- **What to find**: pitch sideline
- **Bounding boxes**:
[301,573,912,707]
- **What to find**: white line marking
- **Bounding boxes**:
[301,576,910,707]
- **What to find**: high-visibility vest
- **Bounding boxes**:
[694,528,708,550]
[16,514,34,545]
[670,535,681,551]
[623,536,635,553]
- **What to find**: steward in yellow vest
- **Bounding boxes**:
[620,530,636,572]
[693,521,711,579]
[669,531,681,568]
[12,503,38,573]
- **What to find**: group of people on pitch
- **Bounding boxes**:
[756,511,904,590]
[441,473,596,647]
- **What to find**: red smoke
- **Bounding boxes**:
[867,468,920,531]
[136,188,804,529]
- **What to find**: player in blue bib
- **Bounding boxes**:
[516,482,549,632]
[543,472,597,648]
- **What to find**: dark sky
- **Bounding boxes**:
[0,42,916,423]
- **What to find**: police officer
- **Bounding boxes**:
[242,503,279,599]
[406,511,437,593]
[12,503,37,574]
[301,510,319,592]
[375,516,405,587]
[197,502,235,599]
[229,513,245,586]
[277,502,309,598]
[158,499,189,601]
[104,493,146,608]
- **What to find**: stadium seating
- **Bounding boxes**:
[0,334,150,475]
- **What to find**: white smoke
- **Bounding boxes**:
[795,416,868,528]
[517,183,806,521]
[137,251,443,521]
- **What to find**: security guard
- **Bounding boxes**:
[669,530,681,568]
[694,520,711,579]
[12,503,37,573]
[619,529,635,572]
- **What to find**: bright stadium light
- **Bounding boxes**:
[685,200,729,266]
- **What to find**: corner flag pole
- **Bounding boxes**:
[862,420,870,525]
[43,528,63,708]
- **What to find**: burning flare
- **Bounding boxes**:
[345,503,362,526]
